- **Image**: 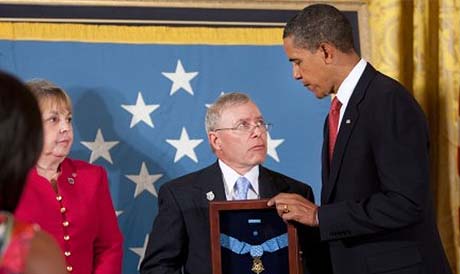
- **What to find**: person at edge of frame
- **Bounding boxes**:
[268,4,452,274]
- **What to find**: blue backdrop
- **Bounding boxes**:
[0,39,329,273]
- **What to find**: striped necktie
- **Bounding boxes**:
[233,176,250,200]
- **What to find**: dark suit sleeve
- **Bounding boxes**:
[140,184,187,274]
[295,184,332,274]
[318,82,429,241]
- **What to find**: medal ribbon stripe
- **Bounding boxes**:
[220,233,288,256]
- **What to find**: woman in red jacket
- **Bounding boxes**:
[15,79,123,274]
[0,71,66,274]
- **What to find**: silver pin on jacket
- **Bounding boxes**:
[206,191,215,201]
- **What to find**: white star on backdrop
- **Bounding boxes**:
[130,234,149,271]
[81,128,119,164]
[205,91,225,108]
[267,132,284,162]
[166,127,203,163]
[121,92,160,128]
[162,59,199,95]
[115,210,123,217]
[125,162,163,198]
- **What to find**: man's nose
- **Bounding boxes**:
[250,124,264,138]
[293,65,302,80]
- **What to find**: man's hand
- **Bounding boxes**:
[267,193,319,227]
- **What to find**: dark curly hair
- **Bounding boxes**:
[283,4,355,53]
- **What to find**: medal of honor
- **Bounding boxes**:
[251,256,264,274]
[220,233,288,274]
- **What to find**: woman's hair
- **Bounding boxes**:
[0,71,43,212]
[26,79,73,112]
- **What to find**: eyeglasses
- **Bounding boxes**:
[213,121,272,134]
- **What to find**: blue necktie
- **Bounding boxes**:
[234,176,250,200]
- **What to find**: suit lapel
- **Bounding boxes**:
[193,162,227,218]
[321,117,330,204]
[322,64,378,203]
[259,166,289,198]
[193,164,289,204]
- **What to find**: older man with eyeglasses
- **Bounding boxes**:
[140,92,330,274]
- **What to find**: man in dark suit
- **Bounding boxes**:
[140,93,325,274]
[268,4,452,274]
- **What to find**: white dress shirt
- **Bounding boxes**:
[219,160,260,200]
[335,58,367,129]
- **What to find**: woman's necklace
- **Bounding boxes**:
[36,162,58,172]
[36,163,61,189]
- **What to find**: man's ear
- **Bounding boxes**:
[208,132,222,151]
[319,42,335,64]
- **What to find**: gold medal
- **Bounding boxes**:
[251,256,264,274]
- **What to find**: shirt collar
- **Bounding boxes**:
[336,58,367,105]
[218,159,259,195]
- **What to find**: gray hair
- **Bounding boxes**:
[205,92,251,133]
[283,4,355,53]
[26,79,73,112]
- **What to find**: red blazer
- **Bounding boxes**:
[15,158,123,274]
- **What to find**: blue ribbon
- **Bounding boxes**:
[220,233,288,258]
